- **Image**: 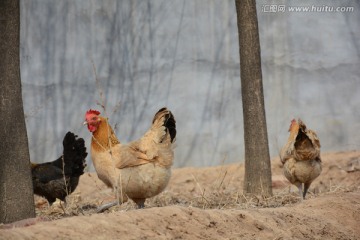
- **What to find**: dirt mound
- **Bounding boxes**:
[1,151,360,239]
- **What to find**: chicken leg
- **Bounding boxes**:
[295,182,304,200]
[133,198,145,209]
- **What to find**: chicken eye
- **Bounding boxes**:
[92,117,97,121]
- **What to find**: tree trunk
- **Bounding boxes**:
[235,0,273,196]
[0,0,35,223]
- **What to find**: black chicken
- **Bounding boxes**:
[31,132,87,205]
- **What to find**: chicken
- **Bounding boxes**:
[84,107,176,209]
[280,119,322,199]
[31,132,88,205]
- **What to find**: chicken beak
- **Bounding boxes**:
[83,121,88,126]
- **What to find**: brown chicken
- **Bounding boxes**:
[280,119,322,199]
[84,107,176,210]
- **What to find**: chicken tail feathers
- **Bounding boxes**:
[152,107,176,143]
[57,132,88,176]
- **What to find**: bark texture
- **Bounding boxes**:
[235,0,272,196]
[0,0,35,223]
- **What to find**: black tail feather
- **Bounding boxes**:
[154,107,176,143]
[165,112,176,143]
[53,132,87,176]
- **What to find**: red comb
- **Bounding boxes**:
[86,109,100,116]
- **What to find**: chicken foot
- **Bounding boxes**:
[96,198,146,213]
[133,198,145,209]
[96,201,119,213]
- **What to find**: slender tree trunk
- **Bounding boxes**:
[235,0,272,196]
[0,0,35,223]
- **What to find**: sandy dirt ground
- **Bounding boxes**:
[1,151,360,239]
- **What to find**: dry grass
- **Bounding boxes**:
[35,185,357,222]
[35,194,98,221]
[34,151,360,221]
[34,175,358,221]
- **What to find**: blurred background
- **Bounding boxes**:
[20,0,360,168]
